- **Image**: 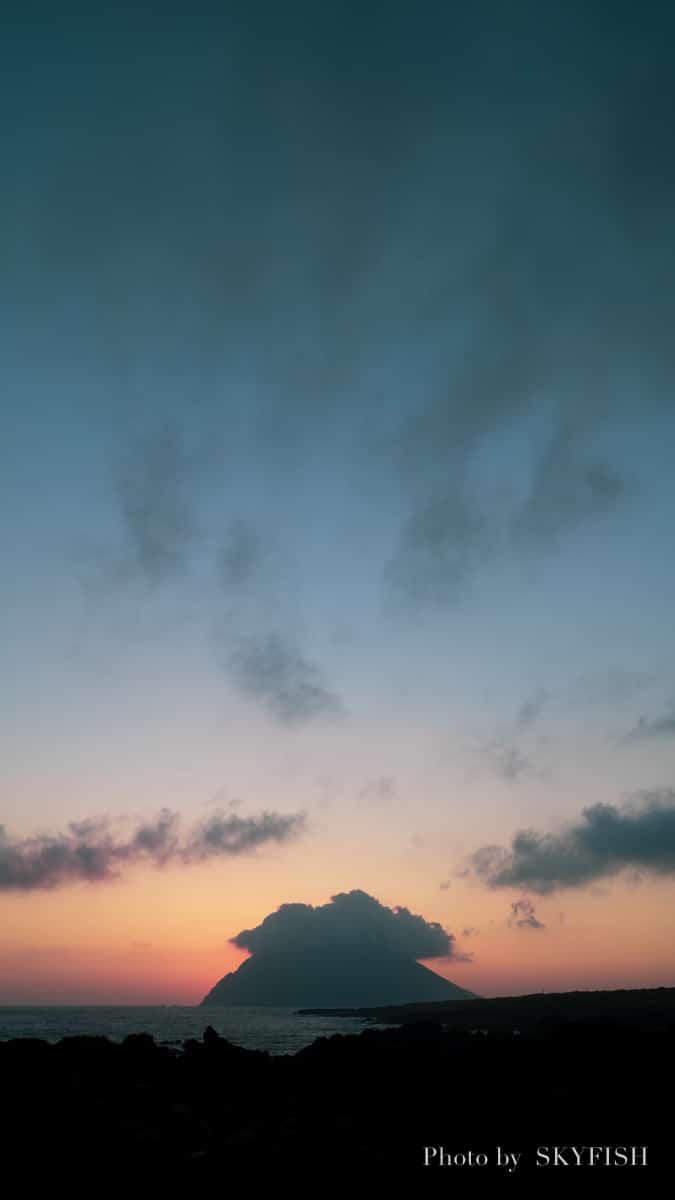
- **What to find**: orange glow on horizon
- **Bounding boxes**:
[2,862,675,1005]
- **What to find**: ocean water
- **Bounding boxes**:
[0,1006,376,1055]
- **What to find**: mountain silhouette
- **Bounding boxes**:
[201,947,475,1007]
[202,890,476,1006]
[199,950,473,1008]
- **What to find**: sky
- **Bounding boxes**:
[2,0,675,1004]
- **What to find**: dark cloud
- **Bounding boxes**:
[227,632,343,724]
[372,4,674,605]
[508,898,545,930]
[5,2,675,613]
[0,808,305,891]
[385,490,489,606]
[623,709,675,743]
[517,689,548,728]
[461,927,479,938]
[231,889,457,959]
[435,948,474,965]
[113,424,196,584]
[387,407,634,606]
[129,809,179,863]
[219,520,268,588]
[205,889,473,1005]
[512,425,627,547]
[472,790,675,893]
[182,810,304,859]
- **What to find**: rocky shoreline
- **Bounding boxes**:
[298,985,675,1030]
[1,1007,672,1183]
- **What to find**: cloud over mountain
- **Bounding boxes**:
[231,889,454,959]
[203,890,474,1007]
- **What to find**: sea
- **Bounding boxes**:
[0,1006,377,1055]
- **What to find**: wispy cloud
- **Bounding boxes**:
[508,897,545,930]
[516,689,548,728]
[487,740,533,781]
[358,775,397,806]
[386,489,490,606]
[623,709,675,743]
[568,669,656,709]
[113,423,197,583]
[227,632,344,724]
[219,519,269,589]
[512,425,627,548]
[0,808,306,891]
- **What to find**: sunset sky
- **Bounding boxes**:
[2,1,675,1004]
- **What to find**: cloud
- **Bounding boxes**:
[623,709,675,743]
[487,740,532,781]
[0,808,305,891]
[569,669,655,709]
[386,490,489,605]
[385,400,633,607]
[471,790,675,893]
[24,4,671,624]
[230,889,457,960]
[516,689,547,728]
[512,425,627,547]
[358,775,397,805]
[112,423,196,583]
[508,898,545,930]
[205,889,473,1004]
[464,731,535,784]
[227,632,343,724]
[219,520,268,588]
[183,809,305,859]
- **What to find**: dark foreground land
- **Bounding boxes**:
[301,984,675,1032]
[1,988,673,1187]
